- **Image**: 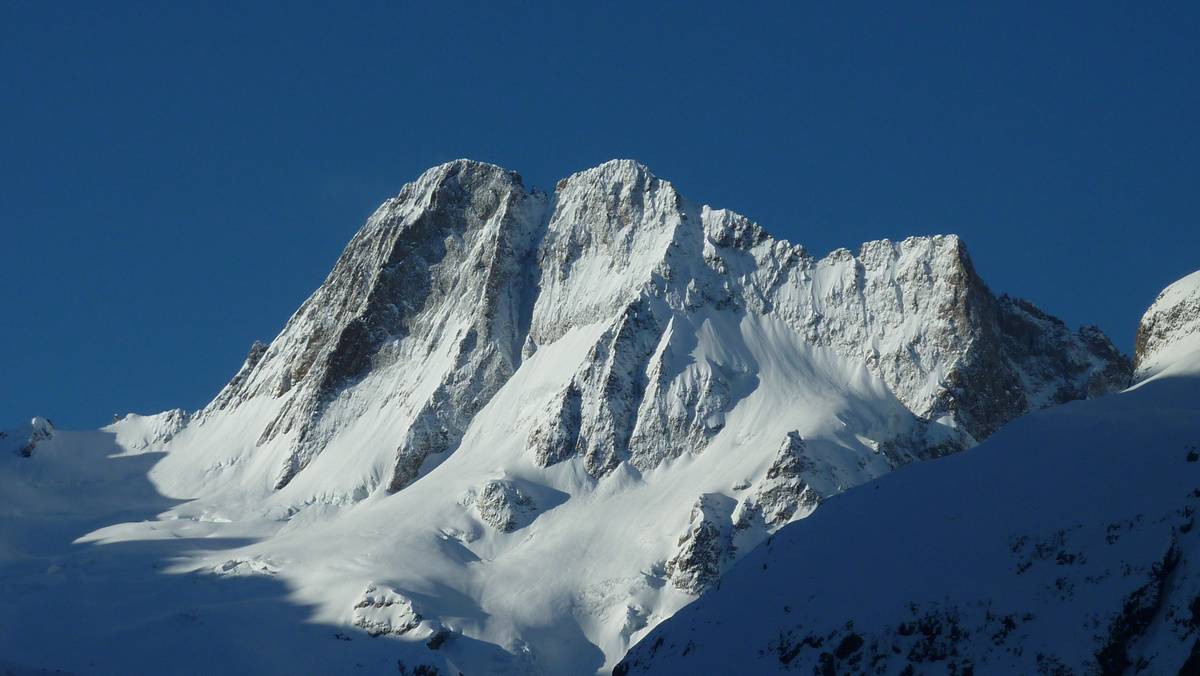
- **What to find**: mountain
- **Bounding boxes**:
[617,270,1200,676]
[0,160,1131,675]
[1135,270,1200,382]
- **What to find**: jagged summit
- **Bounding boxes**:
[416,157,521,178]
[418,157,657,205]
[555,157,658,187]
[168,160,1130,500]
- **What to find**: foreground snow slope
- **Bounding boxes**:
[619,271,1200,676]
[0,160,1131,675]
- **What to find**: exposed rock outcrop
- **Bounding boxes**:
[748,431,822,528]
[197,161,550,491]
[352,584,423,637]
[1135,270,1200,381]
[474,479,537,532]
[666,494,736,593]
[4,417,54,458]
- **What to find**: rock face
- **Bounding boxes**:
[474,479,537,532]
[1134,270,1200,381]
[665,494,736,593]
[199,160,549,491]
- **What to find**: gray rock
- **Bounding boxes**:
[753,432,822,527]
[666,494,736,593]
[351,584,422,637]
[475,479,537,532]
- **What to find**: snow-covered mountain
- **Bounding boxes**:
[0,160,1132,675]
[1135,270,1200,382]
[618,270,1200,676]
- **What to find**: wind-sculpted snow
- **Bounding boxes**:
[0,160,1138,675]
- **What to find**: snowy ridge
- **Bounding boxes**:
[618,270,1200,675]
[0,160,1134,675]
[152,159,1128,510]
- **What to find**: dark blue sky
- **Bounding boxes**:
[3,2,1198,428]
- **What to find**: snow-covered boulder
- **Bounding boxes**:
[351,584,423,637]
[473,479,537,532]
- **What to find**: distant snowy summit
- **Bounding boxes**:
[2,160,1143,675]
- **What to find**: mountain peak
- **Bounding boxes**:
[191,159,1131,497]
[403,158,527,198]
[1134,269,1200,381]
[418,157,515,178]
[556,158,662,192]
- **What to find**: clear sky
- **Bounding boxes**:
[2,2,1198,428]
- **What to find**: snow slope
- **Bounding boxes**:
[0,160,1133,675]
[619,270,1200,676]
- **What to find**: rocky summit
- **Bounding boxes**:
[1,160,1137,675]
